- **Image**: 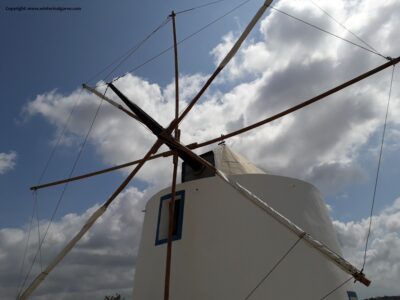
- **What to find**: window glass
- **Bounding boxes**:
[155,190,185,246]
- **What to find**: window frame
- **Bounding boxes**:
[155,190,185,246]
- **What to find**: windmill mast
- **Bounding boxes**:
[164,10,180,300]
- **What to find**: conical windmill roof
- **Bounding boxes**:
[212,144,265,176]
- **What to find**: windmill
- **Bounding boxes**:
[17,0,400,299]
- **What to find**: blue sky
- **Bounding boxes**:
[1,0,400,299]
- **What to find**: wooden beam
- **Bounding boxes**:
[18,140,164,300]
[82,83,140,122]
[164,10,180,300]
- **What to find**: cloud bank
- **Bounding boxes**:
[1,187,147,300]
[2,192,399,299]
[334,198,400,298]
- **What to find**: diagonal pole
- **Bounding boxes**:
[17,141,163,300]
[164,10,180,300]
[165,146,179,300]
[82,84,140,122]
[168,0,273,131]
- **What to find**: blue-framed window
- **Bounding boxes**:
[347,291,358,300]
[155,190,185,246]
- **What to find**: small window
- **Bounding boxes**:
[155,190,185,246]
[347,291,358,300]
[182,151,215,182]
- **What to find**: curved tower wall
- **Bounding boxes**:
[133,174,353,299]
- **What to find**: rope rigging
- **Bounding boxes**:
[244,235,304,299]
[85,17,171,85]
[15,193,36,299]
[93,0,392,90]
[34,192,43,273]
[36,89,84,186]
[105,0,256,87]
[241,51,397,300]
[16,88,84,298]
[309,0,382,56]
[175,0,227,15]
[102,18,171,83]
[362,65,396,271]
[87,0,239,88]
[270,6,390,61]
[318,277,353,300]
[17,87,107,298]
[85,0,232,85]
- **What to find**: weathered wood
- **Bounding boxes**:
[82,83,139,121]
[164,10,180,300]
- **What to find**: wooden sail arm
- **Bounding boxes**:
[82,83,140,122]
[19,140,165,300]
[29,150,176,191]
[108,83,164,134]
[167,0,273,132]
[108,82,203,171]
[233,182,371,287]
[17,206,107,300]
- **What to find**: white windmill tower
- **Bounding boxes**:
[132,144,362,300]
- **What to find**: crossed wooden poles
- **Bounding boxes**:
[20,0,400,297]
[18,1,273,299]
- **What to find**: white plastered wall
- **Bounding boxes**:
[133,174,354,299]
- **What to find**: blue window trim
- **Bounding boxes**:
[155,190,185,246]
[347,291,358,300]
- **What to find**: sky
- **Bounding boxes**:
[0,0,400,299]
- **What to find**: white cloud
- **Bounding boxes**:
[0,187,147,300]
[333,197,400,298]
[0,151,17,175]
